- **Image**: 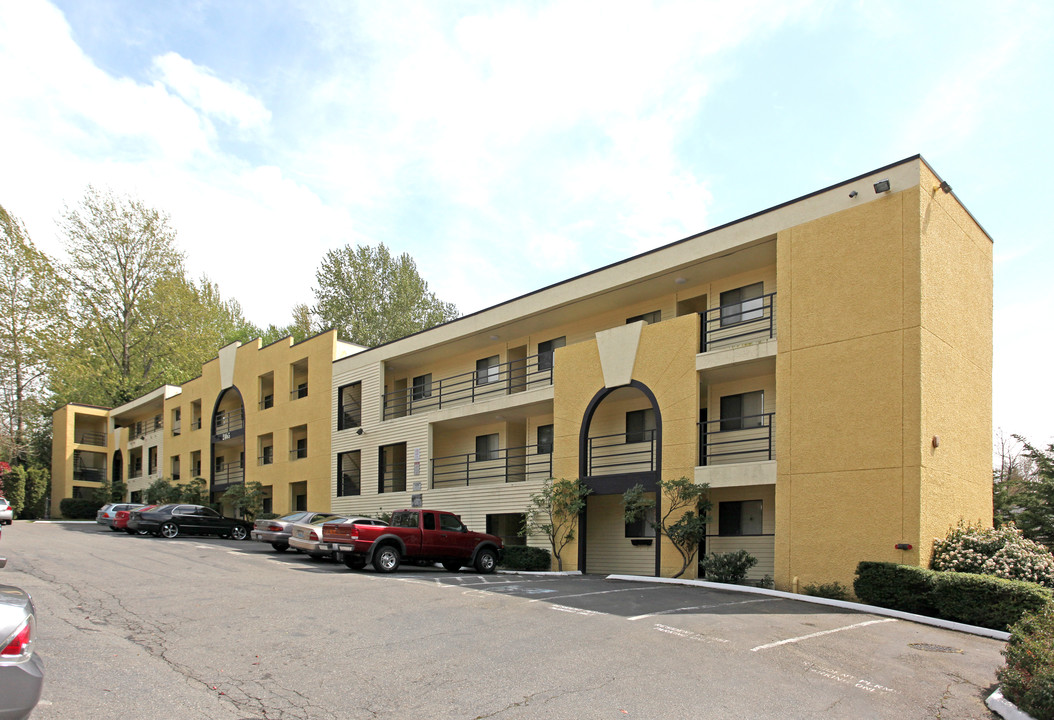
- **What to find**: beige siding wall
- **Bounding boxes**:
[585,494,656,575]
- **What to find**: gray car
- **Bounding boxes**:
[251,511,335,552]
[0,499,11,526]
[1,532,44,719]
[96,503,143,530]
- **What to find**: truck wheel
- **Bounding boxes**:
[474,548,497,574]
[160,522,180,539]
[442,561,462,572]
[373,545,401,573]
[343,556,367,571]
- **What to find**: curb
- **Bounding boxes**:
[497,570,582,576]
[605,574,1011,641]
[987,689,1038,720]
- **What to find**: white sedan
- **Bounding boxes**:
[289,516,387,559]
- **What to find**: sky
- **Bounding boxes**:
[1,1,1052,449]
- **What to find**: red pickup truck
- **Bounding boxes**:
[322,509,503,574]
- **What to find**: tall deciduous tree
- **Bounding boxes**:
[0,204,65,464]
[56,187,186,406]
[312,243,459,347]
[1014,436,1054,548]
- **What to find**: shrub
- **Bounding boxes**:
[803,581,851,601]
[700,549,757,584]
[500,545,552,571]
[999,603,1054,720]
[59,497,104,519]
[931,572,1052,632]
[932,521,1054,588]
[854,561,938,615]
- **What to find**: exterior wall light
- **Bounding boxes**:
[356,428,364,436]
[932,435,940,448]
[848,190,858,198]
[895,543,913,550]
[873,179,891,193]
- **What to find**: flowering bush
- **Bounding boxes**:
[931,521,1054,589]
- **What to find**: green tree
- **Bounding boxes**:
[145,477,180,505]
[221,481,264,521]
[21,465,49,519]
[54,187,186,406]
[0,205,65,464]
[523,478,591,571]
[623,477,711,579]
[177,477,208,504]
[1014,436,1054,548]
[256,303,315,346]
[312,243,459,347]
[1,464,27,516]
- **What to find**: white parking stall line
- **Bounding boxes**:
[550,604,608,617]
[750,618,897,652]
[529,586,664,603]
[628,597,777,621]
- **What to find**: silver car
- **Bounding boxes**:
[96,503,142,530]
[250,511,334,552]
[292,517,387,559]
[1,531,44,719]
[0,499,11,526]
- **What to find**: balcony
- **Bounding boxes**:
[213,410,245,439]
[74,430,106,446]
[701,292,775,353]
[72,468,106,483]
[698,413,774,466]
[212,463,245,492]
[431,446,553,489]
[382,352,554,421]
[586,430,656,477]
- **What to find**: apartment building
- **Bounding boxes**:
[52,330,362,518]
[329,156,993,589]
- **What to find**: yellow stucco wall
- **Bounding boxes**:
[775,165,992,590]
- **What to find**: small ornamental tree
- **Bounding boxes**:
[623,476,711,579]
[523,478,591,571]
[931,521,1054,589]
[221,481,264,521]
[177,477,207,504]
[145,477,180,505]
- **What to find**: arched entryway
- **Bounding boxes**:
[577,380,662,575]
[210,387,246,507]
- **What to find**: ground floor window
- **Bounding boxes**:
[487,513,526,546]
[718,500,763,536]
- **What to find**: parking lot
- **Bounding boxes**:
[2,521,1003,719]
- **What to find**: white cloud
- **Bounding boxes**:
[153,52,271,132]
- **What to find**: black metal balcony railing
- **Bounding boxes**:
[74,430,107,446]
[172,422,181,436]
[191,418,202,430]
[701,292,776,353]
[291,384,308,400]
[431,445,553,489]
[258,452,273,466]
[132,418,164,436]
[698,413,774,465]
[382,352,554,420]
[586,430,656,477]
[212,463,245,489]
[379,463,407,494]
[213,409,245,437]
[290,446,307,461]
[338,473,361,496]
[72,468,106,483]
[259,394,274,410]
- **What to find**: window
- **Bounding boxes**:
[259,371,274,410]
[259,434,274,465]
[423,513,436,530]
[338,382,362,430]
[412,374,432,401]
[537,337,566,372]
[379,443,407,493]
[487,514,527,546]
[537,424,554,455]
[190,450,201,477]
[718,500,763,536]
[475,434,499,462]
[295,438,307,460]
[440,514,464,532]
[170,456,180,481]
[147,446,158,475]
[720,282,764,327]
[625,505,656,538]
[262,445,273,465]
[191,400,202,430]
[476,355,499,385]
[291,358,309,400]
[627,310,661,325]
[719,391,764,431]
[171,408,181,436]
[290,425,308,460]
[391,511,418,528]
[626,409,656,443]
[337,451,361,496]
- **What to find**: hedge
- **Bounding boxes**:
[59,497,105,519]
[500,545,552,571]
[854,561,1053,631]
[999,603,1054,720]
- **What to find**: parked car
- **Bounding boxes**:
[127,504,252,540]
[290,516,387,559]
[324,509,503,573]
[250,511,334,552]
[0,498,11,526]
[96,503,143,530]
[1,528,45,720]
[114,505,156,534]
